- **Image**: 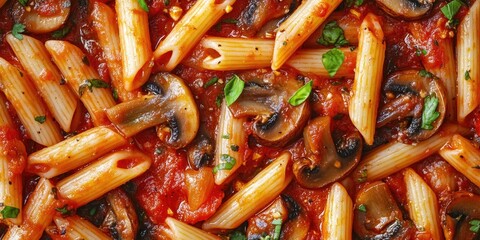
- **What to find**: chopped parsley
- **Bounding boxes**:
[322,48,345,77]
[317,21,349,47]
[229,231,247,240]
[215,94,223,107]
[470,219,480,233]
[358,204,367,212]
[419,69,435,78]
[138,0,149,12]
[415,47,428,56]
[51,25,71,39]
[272,218,282,240]
[465,70,471,81]
[230,144,239,152]
[18,0,28,7]
[213,154,236,173]
[34,115,46,124]
[204,76,219,88]
[222,134,230,139]
[55,205,72,216]
[214,18,238,31]
[421,94,440,130]
[345,0,364,7]
[89,207,97,216]
[357,168,368,183]
[224,74,244,106]
[0,206,20,219]
[288,81,313,106]
[112,88,119,101]
[12,23,26,40]
[78,79,110,96]
[164,0,170,6]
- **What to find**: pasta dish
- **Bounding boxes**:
[0,0,479,239]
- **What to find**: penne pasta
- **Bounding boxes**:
[166,217,220,240]
[116,0,153,91]
[426,38,457,122]
[0,57,62,147]
[200,37,273,70]
[45,40,116,126]
[6,34,78,132]
[404,168,442,240]
[456,0,480,123]
[323,182,353,240]
[348,13,385,145]
[287,48,357,78]
[214,101,247,185]
[56,150,151,207]
[27,126,127,178]
[202,152,292,230]
[353,124,467,182]
[90,1,141,102]
[438,134,480,188]
[272,0,342,70]
[153,0,236,71]
[2,178,57,240]
[52,216,111,240]
[0,94,25,226]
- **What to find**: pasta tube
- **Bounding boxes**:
[322,182,353,240]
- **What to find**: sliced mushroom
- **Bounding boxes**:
[354,181,415,239]
[106,73,199,149]
[238,0,293,36]
[293,116,362,189]
[444,192,480,240]
[377,70,446,143]
[228,73,310,147]
[280,195,310,240]
[375,0,434,20]
[102,189,139,240]
[13,0,71,33]
[186,130,214,170]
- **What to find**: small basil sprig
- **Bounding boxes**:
[224,74,244,106]
[317,21,349,47]
[138,0,149,12]
[0,206,20,219]
[322,48,345,77]
[78,79,110,96]
[12,23,25,40]
[213,154,236,173]
[35,115,46,124]
[421,94,440,130]
[288,80,313,106]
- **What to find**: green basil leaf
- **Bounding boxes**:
[12,23,25,40]
[1,206,20,219]
[358,204,367,212]
[138,0,149,12]
[317,21,349,47]
[51,25,71,39]
[470,220,480,233]
[34,115,46,124]
[419,69,435,78]
[322,48,345,77]
[213,154,236,173]
[421,94,440,130]
[78,79,110,96]
[441,0,463,20]
[18,0,28,6]
[288,81,313,106]
[224,74,244,106]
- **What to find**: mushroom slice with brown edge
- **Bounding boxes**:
[444,192,480,240]
[228,73,310,147]
[354,181,415,239]
[101,189,139,240]
[106,73,199,149]
[238,0,293,35]
[375,0,434,20]
[293,116,362,189]
[377,69,446,143]
[12,0,71,34]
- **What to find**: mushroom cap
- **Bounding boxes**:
[106,73,199,149]
[354,181,415,239]
[228,73,310,147]
[445,192,480,240]
[13,0,71,33]
[293,116,362,189]
[377,69,446,143]
[376,0,434,20]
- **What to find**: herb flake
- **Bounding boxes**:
[138,0,149,12]
[78,79,110,96]
[272,218,282,240]
[288,81,313,106]
[34,115,46,124]
[470,219,480,233]
[12,23,26,40]
[204,76,219,88]
[465,70,471,81]
[55,205,72,216]
[213,154,236,173]
[421,94,440,130]
[52,26,71,39]
[441,0,463,20]
[18,0,28,6]
[1,206,20,219]
[322,48,345,77]
[358,204,367,212]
